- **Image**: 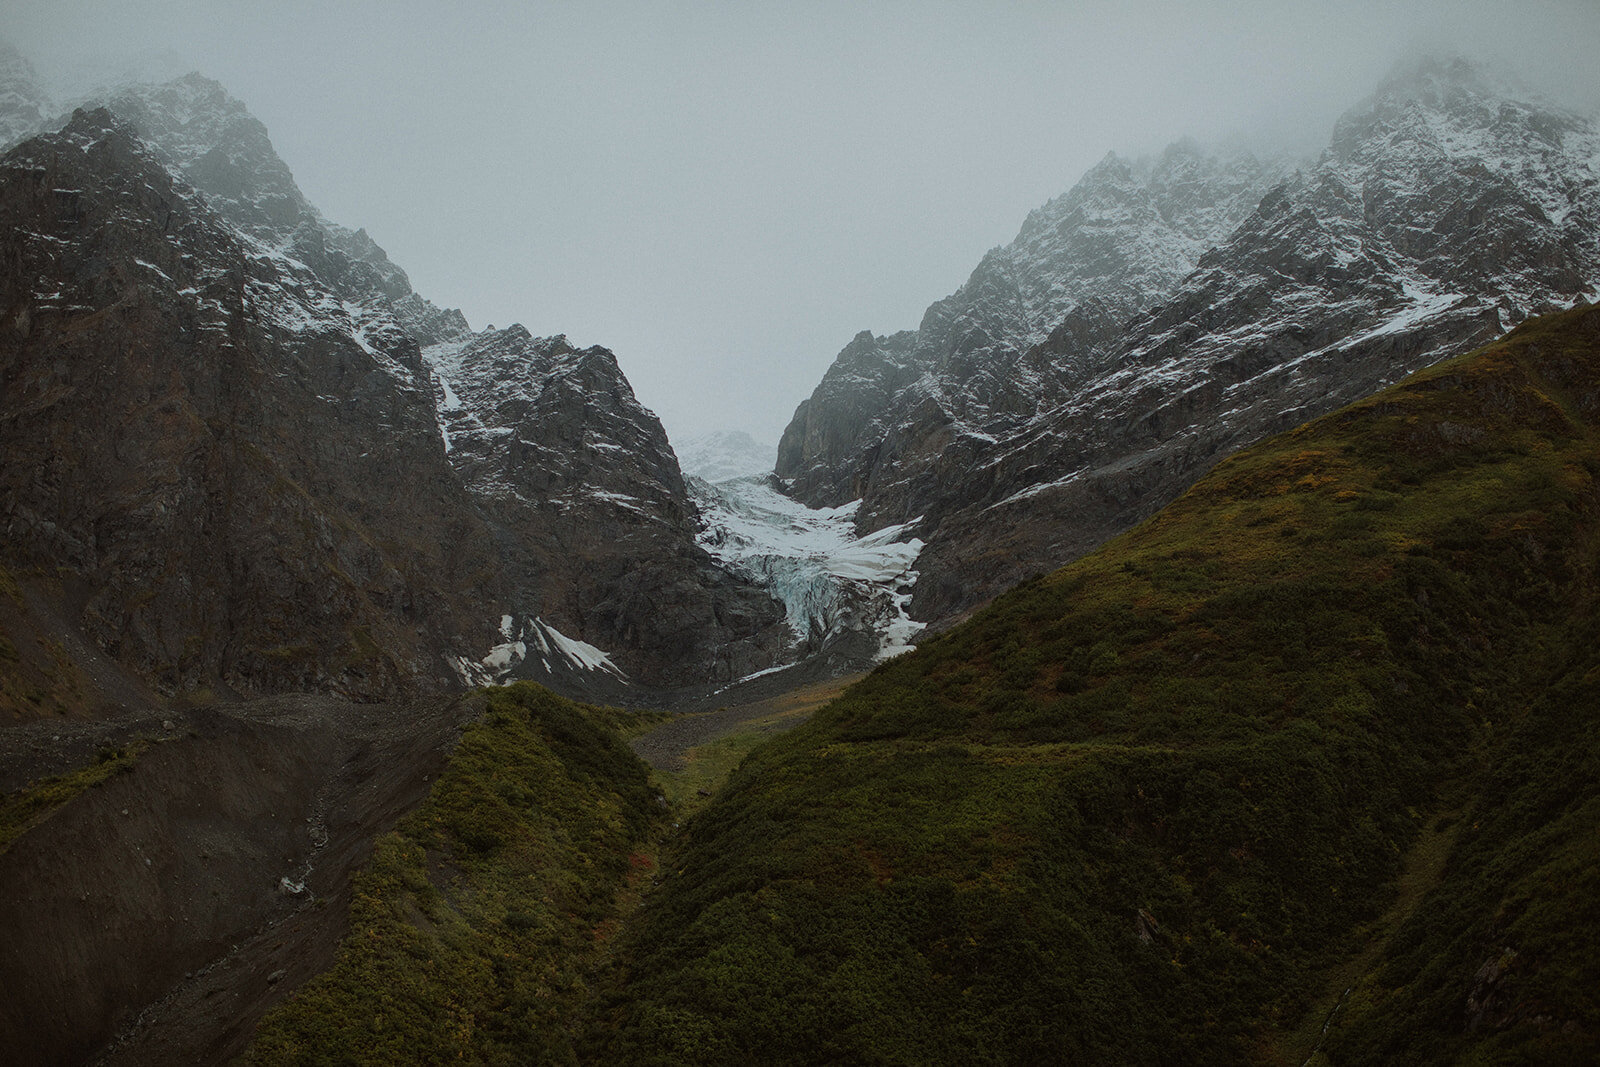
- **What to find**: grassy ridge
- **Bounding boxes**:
[0,742,146,855]
[247,684,665,1065]
[585,306,1600,1064]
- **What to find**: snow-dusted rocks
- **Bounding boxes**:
[780,56,1600,624]
[0,60,787,698]
[777,141,1293,510]
[449,615,627,688]
[416,327,788,689]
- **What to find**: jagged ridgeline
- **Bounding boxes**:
[780,57,1600,628]
[588,306,1600,1064]
[0,73,786,704]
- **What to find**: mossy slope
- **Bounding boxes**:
[588,306,1600,1064]
[246,683,664,1065]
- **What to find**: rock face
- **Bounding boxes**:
[0,109,501,699]
[779,57,1600,622]
[422,331,787,689]
[0,66,785,702]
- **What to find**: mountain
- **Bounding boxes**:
[0,107,504,700]
[0,66,785,704]
[776,140,1293,507]
[420,331,787,689]
[88,73,472,346]
[592,303,1600,1063]
[779,57,1600,624]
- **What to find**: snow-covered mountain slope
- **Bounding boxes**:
[0,59,470,349]
[780,56,1600,623]
[84,73,471,346]
[676,430,778,482]
[777,140,1296,507]
[423,328,690,515]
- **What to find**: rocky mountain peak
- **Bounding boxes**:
[0,49,787,700]
[780,56,1600,628]
[1372,53,1517,110]
[1329,55,1584,168]
[778,133,1293,509]
[94,73,310,238]
[1081,148,1134,184]
[50,69,471,347]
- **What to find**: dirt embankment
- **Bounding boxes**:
[0,692,481,1067]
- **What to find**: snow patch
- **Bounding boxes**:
[451,615,627,687]
[527,618,627,679]
[437,373,464,411]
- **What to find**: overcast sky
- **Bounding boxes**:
[7,1,1600,445]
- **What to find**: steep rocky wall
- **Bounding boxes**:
[0,111,502,699]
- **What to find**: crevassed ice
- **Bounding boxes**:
[692,474,925,661]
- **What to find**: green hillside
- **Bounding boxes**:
[247,684,666,1064]
[584,306,1600,1064]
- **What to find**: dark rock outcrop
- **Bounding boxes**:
[0,109,502,699]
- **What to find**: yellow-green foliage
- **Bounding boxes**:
[656,724,790,820]
[0,742,146,855]
[586,307,1600,1064]
[247,683,664,1065]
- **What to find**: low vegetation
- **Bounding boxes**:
[240,309,1600,1063]
[0,742,146,855]
[649,678,852,816]
[580,306,1600,1063]
[246,683,666,1064]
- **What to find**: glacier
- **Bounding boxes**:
[691,473,925,662]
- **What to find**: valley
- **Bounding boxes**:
[0,34,1597,1067]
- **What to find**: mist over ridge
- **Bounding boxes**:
[5,0,1597,442]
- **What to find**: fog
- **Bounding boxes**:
[7,0,1599,445]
